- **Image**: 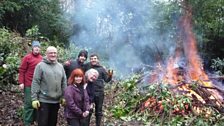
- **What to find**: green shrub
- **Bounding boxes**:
[0,28,25,86]
[211,58,224,75]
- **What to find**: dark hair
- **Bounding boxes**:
[68,68,85,85]
[90,53,99,59]
[78,50,88,59]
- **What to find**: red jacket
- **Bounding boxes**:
[18,53,42,87]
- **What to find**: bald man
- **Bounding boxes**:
[31,46,67,126]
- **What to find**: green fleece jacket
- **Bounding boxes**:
[31,57,67,103]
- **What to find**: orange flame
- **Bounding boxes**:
[144,2,224,115]
[181,13,210,86]
[162,10,212,87]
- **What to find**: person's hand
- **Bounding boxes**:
[32,100,40,109]
[108,69,113,77]
[60,98,66,106]
[83,111,89,117]
[83,83,87,89]
[90,103,94,109]
[64,60,71,66]
[19,83,24,90]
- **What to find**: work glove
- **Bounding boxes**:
[108,69,113,77]
[32,100,40,109]
[60,98,66,106]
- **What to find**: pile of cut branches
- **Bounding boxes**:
[105,75,224,125]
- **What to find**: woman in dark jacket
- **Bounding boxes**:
[64,68,90,126]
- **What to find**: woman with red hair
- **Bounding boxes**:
[64,68,90,126]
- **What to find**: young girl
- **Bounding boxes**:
[64,68,90,126]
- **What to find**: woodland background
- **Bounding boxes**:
[0,0,224,125]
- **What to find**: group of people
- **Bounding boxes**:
[18,41,113,126]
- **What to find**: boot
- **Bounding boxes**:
[96,116,102,126]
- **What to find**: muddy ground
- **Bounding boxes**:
[0,85,142,126]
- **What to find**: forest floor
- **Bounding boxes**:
[0,84,142,126]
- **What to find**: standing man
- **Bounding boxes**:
[86,54,113,126]
[31,46,67,126]
[18,40,42,126]
[64,50,88,78]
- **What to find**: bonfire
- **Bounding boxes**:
[140,1,224,117]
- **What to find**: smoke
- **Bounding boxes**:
[63,0,176,77]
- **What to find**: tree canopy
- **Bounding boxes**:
[0,0,71,44]
[0,0,223,59]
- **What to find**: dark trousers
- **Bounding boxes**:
[67,118,80,126]
[37,102,60,126]
[86,92,104,126]
[67,118,87,126]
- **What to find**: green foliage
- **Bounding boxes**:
[186,0,224,59]
[108,74,224,125]
[0,0,71,45]
[189,0,224,38]
[0,1,22,21]
[0,28,25,85]
[25,25,41,39]
[110,75,143,118]
[16,106,24,118]
[153,1,181,36]
[211,58,224,75]
[0,27,71,87]
[160,0,224,61]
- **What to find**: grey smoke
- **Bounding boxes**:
[63,0,176,77]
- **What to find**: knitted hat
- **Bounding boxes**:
[32,41,40,47]
[78,50,88,59]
